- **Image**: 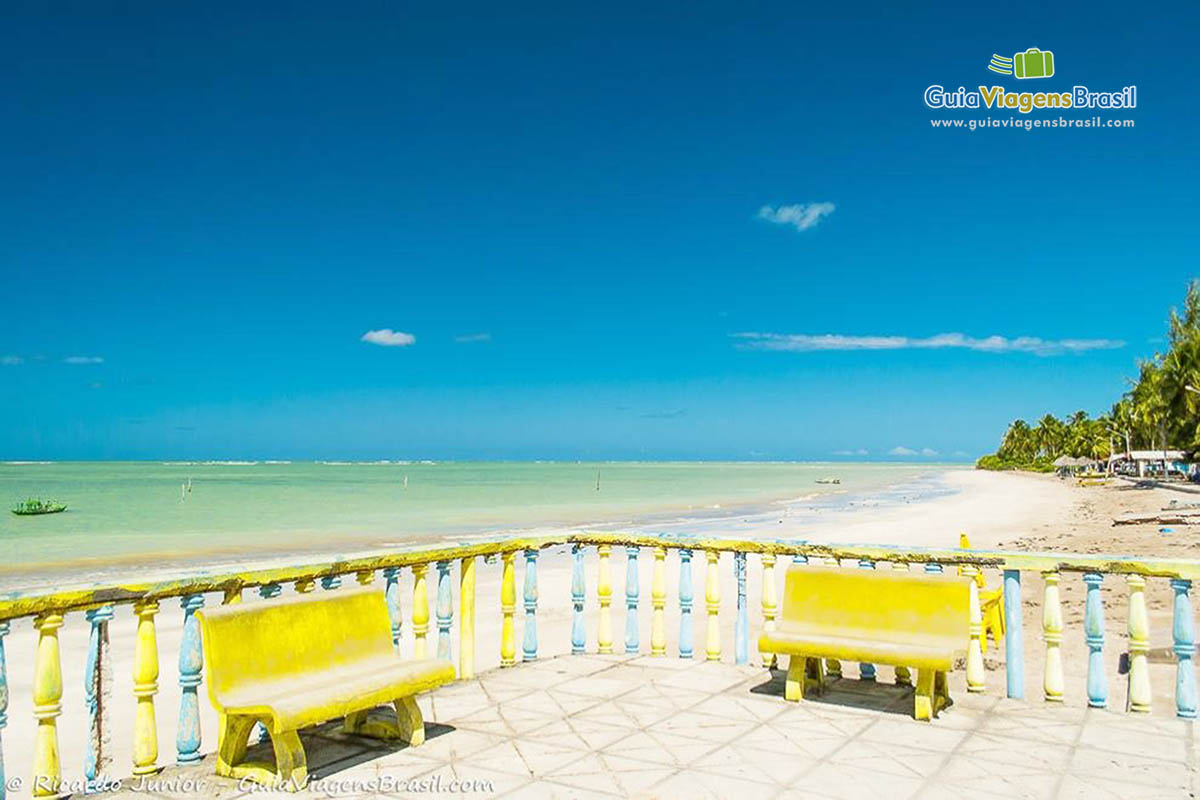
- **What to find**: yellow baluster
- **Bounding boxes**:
[892,561,912,686]
[132,600,160,775]
[1127,575,1151,712]
[294,578,315,594]
[500,552,516,666]
[460,556,476,679]
[222,586,242,605]
[1042,571,1064,702]
[413,563,430,660]
[651,546,667,656]
[356,569,374,587]
[32,612,64,797]
[760,554,778,668]
[962,564,985,693]
[706,550,721,661]
[597,545,613,654]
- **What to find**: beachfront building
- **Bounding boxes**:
[1107,448,1192,478]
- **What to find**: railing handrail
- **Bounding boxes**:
[3,530,1200,621]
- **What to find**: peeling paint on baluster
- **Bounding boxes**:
[83,605,114,790]
[571,544,586,655]
[132,600,160,776]
[413,564,430,660]
[735,552,748,665]
[597,545,613,654]
[857,559,876,681]
[1042,571,1064,702]
[32,612,64,797]
[651,547,667,657]
[1003,570,1024,700]
[760,554,778,668]
[0,620,9,800]
[1126,575,1150,713]
[625,547,640,654]
[460,556,476,679]
[705,550,721,661]
[679,549,694,659]
[500,552,516,666]
[523,549,539,661]
[176,596,204,765]
[1083,573,1107,708]
[0,621,8,800]
[1171,579,1196,719]
[382,567,402,651]
[436,561,453,663]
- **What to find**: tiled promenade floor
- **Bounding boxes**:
[110,654,1196,800]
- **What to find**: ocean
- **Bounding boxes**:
[0,461,960,580]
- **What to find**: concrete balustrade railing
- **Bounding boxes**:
[0,533,1198,797]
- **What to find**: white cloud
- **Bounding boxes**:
[889,446,939,457]
[63,356,103,364]
[733,332,1124,357]
[361,329,416,347]
[757,202,835,232]
[1,356,22,366]
[832,448,869,456]
[454,333,491,344]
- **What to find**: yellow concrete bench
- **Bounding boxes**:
[197,588,455,789]
[758,566,970,720]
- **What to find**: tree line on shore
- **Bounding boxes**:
[978,280,1200,471]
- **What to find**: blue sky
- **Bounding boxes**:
[2,0,1197,460]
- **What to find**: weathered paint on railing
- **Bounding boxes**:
[625,547,639,655]
[734,552,748,666]
[32,611,63,797]
[84,604,114,788]
[523,549,538,661]
[1002,571,1023,700]
[177,596,204,765]
[570,544,585,655]
[1172,579,1196,719]
[678,548,694,659]
[1084,573,1107,708]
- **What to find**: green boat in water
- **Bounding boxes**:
[11,498,68,516]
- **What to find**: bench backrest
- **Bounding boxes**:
[197,588,395,702]
[780,566,970,648]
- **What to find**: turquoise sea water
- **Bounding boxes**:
[0,461,954,574]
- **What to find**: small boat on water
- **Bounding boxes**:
[11,498,67,516]
[815,477,841,485]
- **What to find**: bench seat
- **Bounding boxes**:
[198,588,455,790]
[758,565,970,720]
[219,653,455,733]
[758,629,955,672]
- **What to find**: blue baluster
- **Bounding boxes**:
[436,561,453,662]
[858,559,876,681]
[523,549,539,661]
[321,575,341,590]
[735,552,748,665]
[383,567,402,650]
[1172,579,1197,719]
[1084,573,1107,708]
[571,545,586,654]
[925,562,943,574]
[177,595,204,765]
[625,546,640,654]
[679,548,694,658]
[1003,570,1024,700]
[792,554,807,565]
[82,605,113,791]
[0,621,7,800]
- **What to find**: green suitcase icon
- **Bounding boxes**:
[1014,48,1054,79]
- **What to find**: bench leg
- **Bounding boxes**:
[805,657,826,695]
[914,669,935,721]
[934,671,951,713]
[271,730,308,790]
[395,696,426,746]
[215,715,256,778]
[785,656,805,701]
